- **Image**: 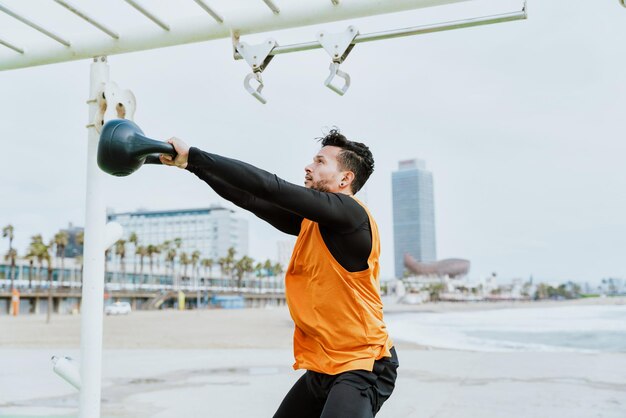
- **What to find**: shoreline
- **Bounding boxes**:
[383,294,626,314]
[1,296,624,350]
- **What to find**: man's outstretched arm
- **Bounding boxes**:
[160,138,366,231]
[185,164,302,236]
[188,149,364,231]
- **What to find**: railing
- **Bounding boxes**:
[0,277,285,295]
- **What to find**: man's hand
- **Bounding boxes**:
[160,137,190,169]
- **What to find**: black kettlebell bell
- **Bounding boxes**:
[97,119,176,177]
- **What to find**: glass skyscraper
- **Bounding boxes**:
[392,159,437,278]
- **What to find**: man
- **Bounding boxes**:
[160,129,398,418]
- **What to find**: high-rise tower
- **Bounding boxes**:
[392,159,436,278]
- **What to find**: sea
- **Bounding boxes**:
[385,303,626,353]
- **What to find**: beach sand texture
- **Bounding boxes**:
[1,298,625,417]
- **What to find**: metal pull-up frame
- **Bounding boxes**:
[0,1,527,417]
[0,0,514,71]
[0,0,526,102]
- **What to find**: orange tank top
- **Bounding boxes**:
[285,196,393,375]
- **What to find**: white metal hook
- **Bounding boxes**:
[324,62,351,96]
[244,72,267,104]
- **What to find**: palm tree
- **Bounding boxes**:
[159,240,171,277]
[191,250,200,285]
[201,258,214,282]
[172,238,183,287]
[273,262,283,275]
[225,247,237,287]
[29,235,54,322]
[191,250,201,307]
[115,239,127,282]
[2,225,16,290]
[217,257,227,286]
[261,259,274,290]
[4,249,17,289]
[254,262,263,278]
[54,231,69,284]
[146,244,159,284]
[263,259,273,281]
[43,239,54,324]
[179,252,190,286]
[165,247,177,287]
[234,256,254,290]
[128,231,138,280]
[135,245,147,284]
[29,235,44,288]
[23,251,35,289]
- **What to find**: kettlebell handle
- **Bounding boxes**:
[144,154,165,165]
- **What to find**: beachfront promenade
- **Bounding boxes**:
[0,288,287,315]
[0,276,287,315]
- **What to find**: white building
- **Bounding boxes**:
[107,205,248,269]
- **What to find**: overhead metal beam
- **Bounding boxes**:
[0,2,71,47]
[0,0,480,71]
[192,0,224,24]
[236,9,527,58]
[262,0,281,14]
[123,0,170,31]
[54,0,120,39]
[0,37,24,54]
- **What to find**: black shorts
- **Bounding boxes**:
[273,347,399,418]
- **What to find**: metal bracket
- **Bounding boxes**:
[317,26,358,96]
[235,38,277,104]
[230,29,240,60]
[88,81,136,131]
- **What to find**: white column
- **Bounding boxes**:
[79,56,109,418]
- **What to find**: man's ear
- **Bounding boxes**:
[342,171,355,186]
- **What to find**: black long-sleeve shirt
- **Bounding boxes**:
[185,147,372,272]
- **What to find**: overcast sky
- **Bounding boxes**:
[1,0,624,283]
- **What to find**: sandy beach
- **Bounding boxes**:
[1,298,625,417]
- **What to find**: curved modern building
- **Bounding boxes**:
[404,254,470,278]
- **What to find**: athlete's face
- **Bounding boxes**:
[304,146,351,193]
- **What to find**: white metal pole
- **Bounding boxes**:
[79,56,109,418]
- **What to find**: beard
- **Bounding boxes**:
[310,179,331,193]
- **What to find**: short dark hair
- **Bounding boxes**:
[319,128,374,194]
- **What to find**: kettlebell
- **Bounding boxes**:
[97,119,176,177]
